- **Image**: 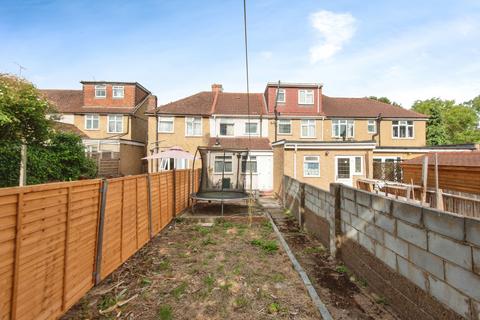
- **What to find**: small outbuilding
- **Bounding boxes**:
[402,151,480,195]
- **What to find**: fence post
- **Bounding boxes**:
[299,183,305,230]
[146,174,153,238]
[62,186,72,311]
[329,183,342,258]
[94,179,108,285]
[172,168,177,217]
[10,191,24,320]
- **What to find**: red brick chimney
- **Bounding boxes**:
[211,83,223,93]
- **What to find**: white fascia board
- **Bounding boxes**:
[374,148,473,153]
[284,142,376,150]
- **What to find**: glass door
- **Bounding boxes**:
[335,157,353,186]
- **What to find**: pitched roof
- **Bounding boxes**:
[214,92,266,115]
[40,89,136,114]
[151,92,214,116]
[403,152,480,167]
[208,137,272,150]
[52,121,89,138]
[322,96,427,118]
[150,91,267,116]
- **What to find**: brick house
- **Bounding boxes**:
[42,81,156,176]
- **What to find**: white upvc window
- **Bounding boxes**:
[219,121,234,136]
[304,156,320,177]
[185,117,202,136]
[85,114,99,130]
[276,89,286,103]
[301,119,316,138]
[332,119,354,138]
[158,117,174,133]
[353,156,363,175]
[241,155,257,173]
[214,155,233,174]
[112,85,124,99]
[95,85,106,98]
[367,120,376,134]
[298,89,314,105]
[107,114,123,133]
[277,119,292,135]
[392,120,414,138]
[244,122,259,135]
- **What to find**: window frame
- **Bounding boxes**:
[214,155,233,174]
[303,155,320,177]
[298,89,314,105]
[276,88,286,103]
[353,156,363,175]
[219,121,235,137]
[95,84,106,99]
[392,120,414,139]
[241,155,258,174]
[367,120,377,134]
[112,85,124,99]
[277,119,292,135]
[185,117,203,137]
[332,119,355,138]
[244,121,259,136]
[107,114,123,133]
[158,117,174,133]
[84,114,99,130]
[300,119,316,138]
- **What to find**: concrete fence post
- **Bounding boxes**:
[299,183,305,230]
[94,179,108,285]
[329,183,342,258]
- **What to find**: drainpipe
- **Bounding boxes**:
[293,144,298,178]
[372,113,382,145]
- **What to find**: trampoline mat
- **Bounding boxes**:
[192,191,249,201]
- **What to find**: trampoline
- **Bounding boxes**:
[190,146,252,215]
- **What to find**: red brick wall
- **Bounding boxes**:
[265,85,323,115]
[83,84,137,107]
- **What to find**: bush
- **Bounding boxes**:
[0,132,96,187]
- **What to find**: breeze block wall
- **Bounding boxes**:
[282,175,480,320]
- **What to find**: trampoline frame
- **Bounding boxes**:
[190,146,251,215]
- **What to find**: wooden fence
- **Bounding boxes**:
[0,169,199,320]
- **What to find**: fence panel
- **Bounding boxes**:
[0,169,200,320]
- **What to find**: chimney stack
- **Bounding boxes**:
[211,83,223,93]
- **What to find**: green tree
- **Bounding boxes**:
[443,105,480,144]
[411,98,455,116]
[425,106,447,145]
[368,96,402,107]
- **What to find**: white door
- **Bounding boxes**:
[335,157,353,186]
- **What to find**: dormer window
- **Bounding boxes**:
[276,89,286,103]
[298,89,314,105]
[95,85,106,98]
[112,86,124,99]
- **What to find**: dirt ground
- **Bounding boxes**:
[268,204,398,320]
[62,218,321,320]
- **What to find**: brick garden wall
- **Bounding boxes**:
[282,175,480,319]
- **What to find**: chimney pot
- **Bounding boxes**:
[211,84,223,93]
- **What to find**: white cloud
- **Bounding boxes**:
[309,10,356,62]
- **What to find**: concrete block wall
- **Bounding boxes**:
[282,175,480,319]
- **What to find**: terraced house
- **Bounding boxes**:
[148,81,476,193]
[42,81,157,176]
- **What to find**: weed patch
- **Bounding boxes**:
[335,265,349,274]
[157,305,173,320]
[251,238,278,254]
[171,282,187,299]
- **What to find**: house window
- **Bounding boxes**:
[112,86,124,98]
[332,119,354,138]
[241,156,257,173]
[158,117,174,133]
[367,120,376,134]
[85,114,99,130]
[298,89,314,104]
[219,122,234,136]
[301,119,316,138]
[186,117,202,136]
[354,156,363,175]
[244,122,259,135]
[392,120,414,138]
[214,155,233,173]
[108,114,123,133]
[95,85,106,98]
[304,156,320,177]
[278,119,292,135]
[276,89,286,103]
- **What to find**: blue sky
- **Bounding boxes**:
[1,0,479,107]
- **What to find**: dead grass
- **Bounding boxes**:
[62,219,319,319]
